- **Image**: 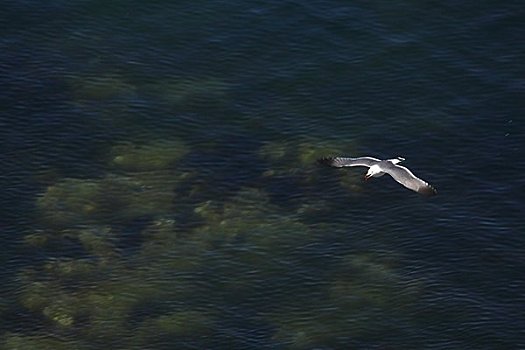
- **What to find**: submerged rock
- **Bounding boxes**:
[43,299,76,327]
[138,311,213,338]
[110,140,188,172]
[35,168,190,228]
[23,231,49,247]
[77,226,118,261]
[270,251,421,348]
[68,74,136,101]
[36,178,100,227]
[144,77,229,109]
[2,333,78,350]
[259,139,354,168]
[43,258,98,280]
[18,280,56,313]
[21,131,425,348]
[95,173,178,222]
[259,139,357,188]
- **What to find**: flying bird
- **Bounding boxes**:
[318,156,437,196]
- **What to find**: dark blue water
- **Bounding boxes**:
[1,1,524,348]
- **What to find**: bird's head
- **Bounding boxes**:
[389,157,405,165]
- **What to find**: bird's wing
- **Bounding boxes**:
[318,156,380,168]
[384,164,437,196]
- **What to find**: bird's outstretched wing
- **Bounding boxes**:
[384,163,437,196]
[318,156,380,168]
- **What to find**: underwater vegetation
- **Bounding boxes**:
[2,333,84,350]
[36,140,191,229]
[259,139,351,173]
[110,140,189,172]
[67,74,137,101]
[5,136,428,349]
[258,139,366,222]
[259,138,359,186]
[142,77,229,110]
[270,252,423,348]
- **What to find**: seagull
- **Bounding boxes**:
[318,156,437,196]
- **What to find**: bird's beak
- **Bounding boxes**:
[364,174,370,181]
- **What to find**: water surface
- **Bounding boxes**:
[1,1,524,349]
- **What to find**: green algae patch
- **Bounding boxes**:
[43,258,98,280]
[36,178,100,227]
[18,279,84,329]
[22,227,119,267]
[43,300,76,327]
[272,322,330,350]
[77,226,119,261]
[81,290,138,337]
[96,174,173,221]
[260,139,371,199]
[339,171,366,193]
[111,140,189,172]
[23,231,49,247]
[192,187,309,246]
[68,74,136,101]
[36,170,189,228]
[269,251,422,348]
[193,188,280,243]
[18,281,56,313]
[139,311,213,337]
[140,217,178,243]
[330,252,421,309]
[2,333,83,350]
[20,135,427,348]
[259,139,365,213]
[259,139,357,188]
[138,218,191,264]
[297,142,347,166]
[136,217,207,274]
[189,187,319,301]
[260,139,355,168]
[98,171,192,221]
[145,77,229,109]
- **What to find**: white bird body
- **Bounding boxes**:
[366,164,385,178]
[319,156,437,196]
